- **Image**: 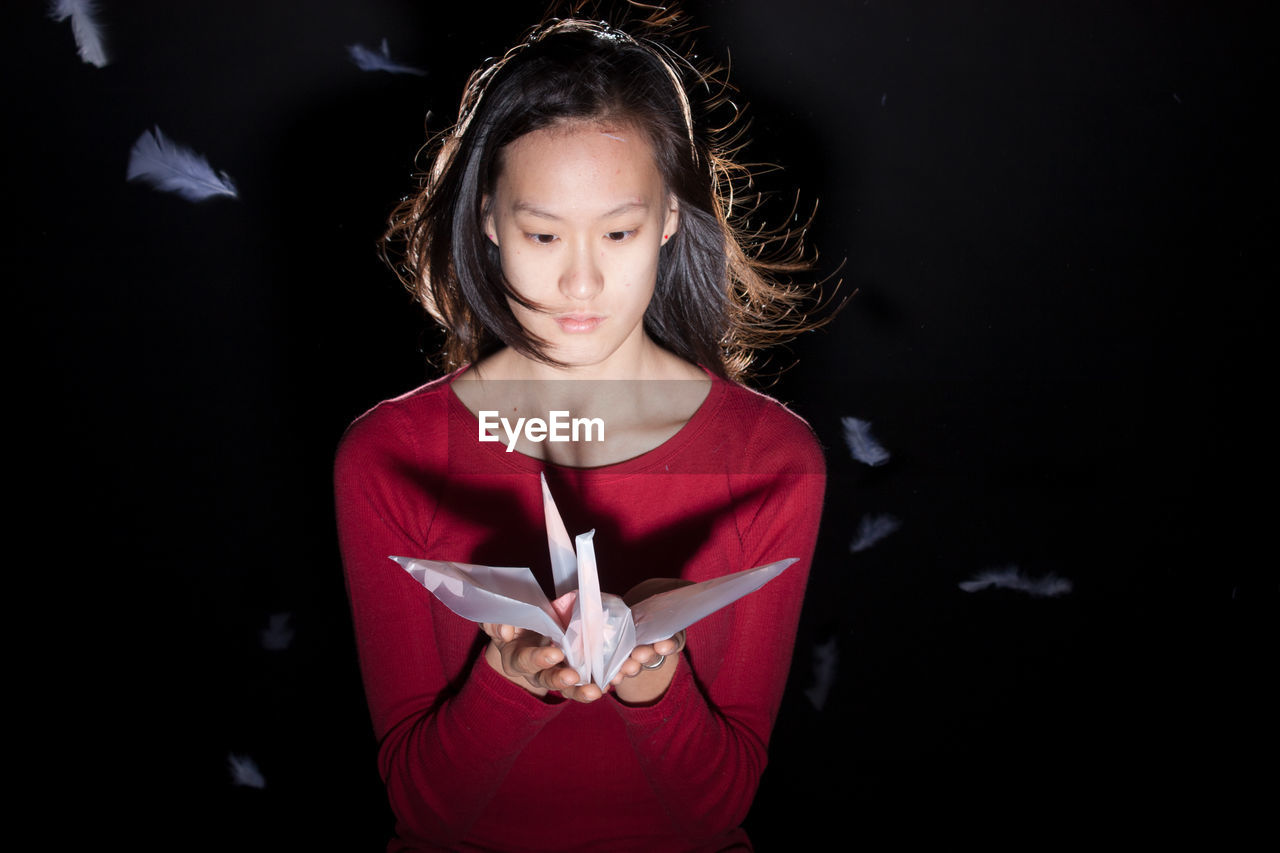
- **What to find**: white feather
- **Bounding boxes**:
[849,513,901,553]
[958,565,1073,598]
[227,753,265,788]
[126,127,239,202]
[841,416,890,467]
[803,637,838,711]
[260,612,294,651]
[348,38,426,76]
[49,0,108,67]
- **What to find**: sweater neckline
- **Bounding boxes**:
[444,365,727,479]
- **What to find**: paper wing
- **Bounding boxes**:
[541,473,578,598]
[392,557,565,641]
[630,558,798,646]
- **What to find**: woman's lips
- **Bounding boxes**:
[555,314,605,333]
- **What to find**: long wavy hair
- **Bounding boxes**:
[382,4,825,381]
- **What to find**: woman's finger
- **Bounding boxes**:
[612,657,642,683]
[633,644,663,666]
[503,637,561,677]
[481,623,521,643]
[652,630,686,656]
[559,678,604,703]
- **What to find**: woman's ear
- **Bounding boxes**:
[661,195,679,245]
[482,196,499,245]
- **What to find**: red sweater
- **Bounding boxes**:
[334,370,826,851]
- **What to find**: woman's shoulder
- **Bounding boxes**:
[710,377,828,475]
[335,371,461,468]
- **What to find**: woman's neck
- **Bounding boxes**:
[452,337,712,467]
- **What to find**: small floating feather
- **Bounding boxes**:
[126,127,239,201]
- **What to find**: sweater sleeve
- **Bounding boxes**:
[612,401,827,840]
[334,400,565,844]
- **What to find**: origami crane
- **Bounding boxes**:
[392,474,796,690]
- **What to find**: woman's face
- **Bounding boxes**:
[485,120,679,373]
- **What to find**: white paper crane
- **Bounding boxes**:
[392,474,796,690]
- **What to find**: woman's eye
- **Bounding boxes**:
[606,230,636,242]
[528,233,557,245]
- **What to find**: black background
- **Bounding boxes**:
[8,1,1272,847]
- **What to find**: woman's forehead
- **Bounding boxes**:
[493,121,666,217]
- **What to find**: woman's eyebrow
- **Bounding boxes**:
[513,200,649,220]
[512,201,560,219]
[603,201,649,217]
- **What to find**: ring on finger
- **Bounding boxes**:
[641,654,666,670]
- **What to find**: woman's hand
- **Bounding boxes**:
[609,630,686,704]
[482,623,604,703]
[610,577,694,705]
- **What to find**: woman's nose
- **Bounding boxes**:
[559,242,604,300]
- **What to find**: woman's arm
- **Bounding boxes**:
[335,401,566,843]
[608,410,826,841]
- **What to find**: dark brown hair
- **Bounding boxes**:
[382,6,823,381]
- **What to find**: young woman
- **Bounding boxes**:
[335,10,826,851]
